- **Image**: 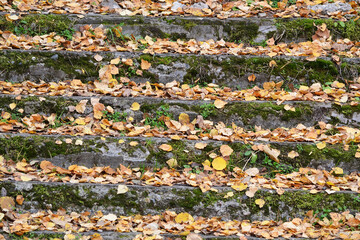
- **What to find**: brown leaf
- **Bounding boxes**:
[141,59,151,70]
[0,196,15,211]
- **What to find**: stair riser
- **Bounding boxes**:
[2,181,359,221]
[1,134,358,173]
[1,95,359,129]
[1,50,359,88]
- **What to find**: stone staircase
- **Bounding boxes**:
[0,0,360,239]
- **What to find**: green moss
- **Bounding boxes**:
[224,21,259,43]
[275,18,360,41]
[0,51,99,81]
[0,14,74,38]
[333,103,360,117]
[0,135,98,161]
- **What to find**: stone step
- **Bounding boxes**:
[1,13,359,43]
[1,180,359,221]
[1,134,358,173]
[0,231,321,240]
[0,94,359,129]
[1,50,359,88]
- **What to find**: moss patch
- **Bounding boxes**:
[275,18,360,41]
[0,14,74,38]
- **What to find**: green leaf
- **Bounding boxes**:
[339,21,345,28]
[244,150,253,156]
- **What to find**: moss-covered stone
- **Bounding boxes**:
[275,18,360,42]
[0,14,74,38]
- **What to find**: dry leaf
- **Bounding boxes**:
[332,167,343,175]
[195,142,207,149]
[245,168,259,176]
[220,145,233,157]
[0,197,15,211]
[248,74,256,82]
[231,183,248,191]
[16,195,24,205]
[316,142,326,149]
[9,103,16,110]
[131,102,140,111]
[117,185,129,194]
[179,113,190,124]
[212,157,227,170]
[94,54,103,62]
[214,99,227,109]
[75,100,88,113]
[255,199,265,208]
[288,151,299,159]
[159,144,173,152]
[175,212,194,223]
[166,158,178,168]
[141,59,151,70]
[186,233,202,240]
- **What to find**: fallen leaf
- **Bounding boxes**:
[288,151,299,159]
[179,113,190,124]
[248,74,256,82]
[159,144,173,152]
[220,145,233,157]
[166,158,178,168]
[332,167,343,175]
[129,141,138,146]
[9,103,16,110]
[195,142,207,149]
[75,100,88,113]
[141,59,151,70]
[117,185,129,194]
[0,196,15,211]
[102,214,117,221]
[175,212,194,223]
[255,199,265,208]
[131,102,140,111]
[186,233,202,240]
[212,157,227,170]
[16,195,24,205]
[231,183,248,191]
[94,54,103,62]
[245,168,259,176]
[316,142,326,149]
[214,99,227,109]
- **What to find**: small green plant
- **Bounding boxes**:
[199,103,216,118]
[262,155,298,177]
[144,105,172,129]
[106,23,130,45]
[103,110,127,122]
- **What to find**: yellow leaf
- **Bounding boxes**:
[9,103,16,110]
[117,185,129,194]
[166,158,178,168]
[231,183,248,192]
[131,102,140,111]
[203,160,211,167]
[159,144,173,152]
[75,139,83,145]
[179,113,190,124]
[171,135,181,140]
[224,192,234,199]
[118,139,125,144]
[130,141,138,146]
[287,150,299,159]
[20,175,33,182]
[195,142,207,149]
[269,60,277,67]
[214,99,227,109]
[356,152,360,158]
[284,104,295,112]
[141,59,151,70]
[220,145,233,157]
[245,96,257,101]
[110,58,120,65]
[212,157,227,170]
[332,167,343,175]
[255,199,265,208]
[175,212,194,223]
[316,142,326,149]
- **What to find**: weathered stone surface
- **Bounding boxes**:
[1,94,360,129]
[1,134,359,173]
[2,181,359,221]
[1,50,359,89]
[308,3,352,14]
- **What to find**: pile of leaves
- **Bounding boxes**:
[1,0,358,20]
[0,207,359,239]
[1,157,359,194]
[0,24,359,61]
